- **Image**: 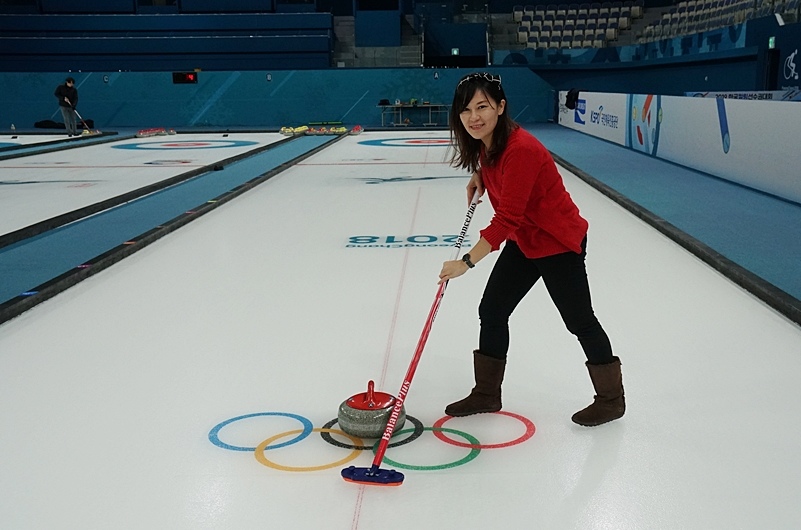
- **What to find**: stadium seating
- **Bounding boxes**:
[634,0,799,43]
[511,0,648,49]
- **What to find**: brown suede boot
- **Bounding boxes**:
[445,350,506,417]
[571,356,625,426]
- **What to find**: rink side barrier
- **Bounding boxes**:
[553,152,801,327]
[557,90,801,206]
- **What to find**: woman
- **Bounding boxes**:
[438,72,624,427]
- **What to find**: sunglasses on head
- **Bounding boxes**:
[457,73,502,88]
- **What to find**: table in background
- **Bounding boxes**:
[378,104,450,126]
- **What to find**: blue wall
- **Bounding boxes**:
[0,13,333,72]
[530,48,761,94]
[36,0,279,13]
[494,20,770,94]
[181,0,275,12]
[744,16,801,90]
[425,23,488,67]
[2,68,554,129]
[39,0,136,13]
[355,11,401,46]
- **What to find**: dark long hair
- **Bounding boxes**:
[448,72,517,174]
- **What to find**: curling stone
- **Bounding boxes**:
[338,380,405,439]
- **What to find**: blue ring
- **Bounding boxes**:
[357,138,450,147]
[113,140,258,150]
[209,412,313,452]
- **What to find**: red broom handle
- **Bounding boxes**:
[370,191,480,469]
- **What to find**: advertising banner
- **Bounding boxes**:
[558,91,627,146]
[558,90,801,204]
[686,89,801,101]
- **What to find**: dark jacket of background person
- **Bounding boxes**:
[54,83,78,109]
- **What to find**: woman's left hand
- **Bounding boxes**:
[438,260,469,284]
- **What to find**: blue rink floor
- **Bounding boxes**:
[526,123,801,326]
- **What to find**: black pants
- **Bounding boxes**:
[59,106,77,136]
[478,239,614,365]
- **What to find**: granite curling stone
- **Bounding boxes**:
[338,380,406,439]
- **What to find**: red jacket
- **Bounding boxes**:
[479,127,588,258]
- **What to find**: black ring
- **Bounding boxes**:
[320,415,424,451]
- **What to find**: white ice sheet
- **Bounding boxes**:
[0,133,284,236]
[1,132,799,529]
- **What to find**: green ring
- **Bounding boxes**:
[371,427,481,471]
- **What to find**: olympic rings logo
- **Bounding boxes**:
[208,411,535,474]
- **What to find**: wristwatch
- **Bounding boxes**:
[461,254,475,269]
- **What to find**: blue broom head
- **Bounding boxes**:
[341,465,405,486]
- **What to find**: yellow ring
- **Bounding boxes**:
[254,428,364,472]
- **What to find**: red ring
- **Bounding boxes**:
[432,411,535,449]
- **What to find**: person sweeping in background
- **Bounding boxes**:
[438,72,625,427]
[54,77,79,137]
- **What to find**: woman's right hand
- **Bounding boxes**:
[467,170,485,206]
